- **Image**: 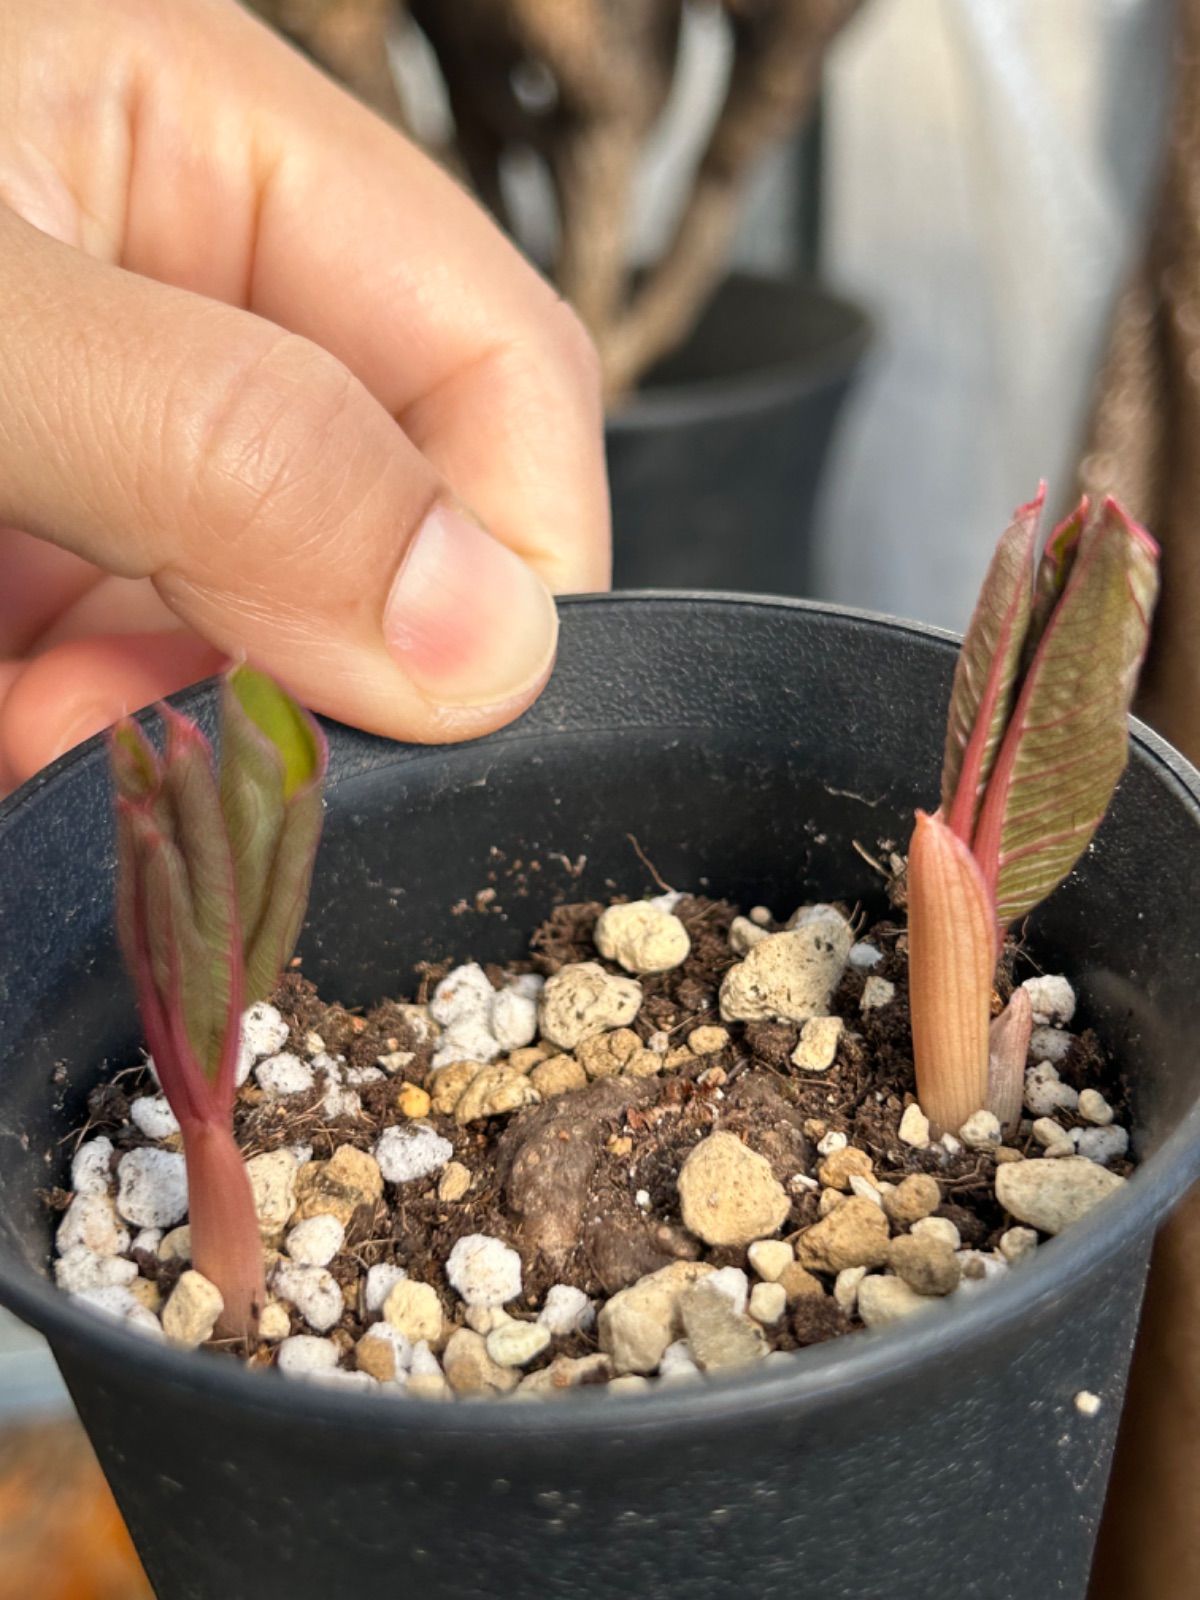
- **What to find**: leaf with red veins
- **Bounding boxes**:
[941,487,1043,843]
[973,498,1159,930]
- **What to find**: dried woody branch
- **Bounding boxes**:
[250,0,863,399]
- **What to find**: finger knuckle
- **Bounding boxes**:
[188,331,368,554]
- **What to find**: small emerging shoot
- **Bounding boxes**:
[110,667,326,1336]
[909,490,1159,1133]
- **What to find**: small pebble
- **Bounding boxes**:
[374,1124,454,1184]
[442,1328,519,1396]
[688,1025,729,1056]
[276,1335,340,1379]
[720,917,854,1024]
[1024,1062,1080,1116]
[795,1198,890,1273]
[256,1052,315,1096]
[816,1130,848,1156]
[242,1001,289,1058]
[899,1104,931,1149]
[888,1234,961,1297]
[1030,1026,1072,1063]
[538,962,643,1049]
[57,1193,129,1258]
[1021,975,1076,1026]
[285,1214,345,1268]
[848,942,883,969]
[437,1162,473,1203]
[383,1280,444,1344]
[729,916,768,954]
[1076,1125,1129,1166]
[833,1265,868,1313]
[130,1095,181,1141]
[958,1109,1001,1149]
[747,1240,794,1282]
[594,901,691,974]
[608,1375,652,1394]
[883,1174,941,1226]
[659,1340,702,1381]
[454,1064,541,1124]
[446,1234,523,1307]
[860,976,895,1011]
[357,1324,414,1384]
[910,1216,961,1251]
[491,987,539,1051]
[538,1284,595,1336]
[791,1016,844,1072]
[395,1083,432,1119]
[272,1261,344,1333]
[676,1132,789,1248]
[116,1148,188,1229]
[748,905,773,927]
[430,964,495,1026]
[71,1286,162,1339]
[70,1137,115,1198]
[254,1301,290,1342]
[1075,1390,1102,1417]
[998,1226,1038,1264]
[1033,1117,1074,1153]
[857,1275,934,1328]
[158,1226,191,1262]
[162,1270,224,1348]
[364,1262,407,1316]
[998,1158,1126,1228]
[849,1174,883,1206]
[486,1320,552,1369]
[1078,1089,1114,1126]
[431,1018,502,1072]
[818,1146,873,1192]
[706,1267,750,1315]
[748,1281,787,1324]
[54,1246,138,1295]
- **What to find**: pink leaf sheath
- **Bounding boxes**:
[908,810,998,1135]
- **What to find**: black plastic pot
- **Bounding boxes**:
[605,276,870,593]
[2,595,1199,1600]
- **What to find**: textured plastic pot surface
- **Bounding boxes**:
[605,275,869,594]
[2,596,1199,1600]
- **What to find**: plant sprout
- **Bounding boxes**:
[908,488,1160,1134]
[110,667,327,1336]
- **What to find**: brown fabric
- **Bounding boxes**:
[1080,3,1200,761]
[1089,1184,1200,1600]
[1082,13,1200,1592]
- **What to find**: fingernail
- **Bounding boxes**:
[384,503,557,706]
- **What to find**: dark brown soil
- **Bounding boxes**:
[61,892,1134,1383]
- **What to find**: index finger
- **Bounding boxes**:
[118,0,610,592]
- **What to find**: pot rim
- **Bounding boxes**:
[604,275,873,432]
[2,591,1199,1439]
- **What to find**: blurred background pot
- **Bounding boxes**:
[606,273,869,591]
[1,596,1199,1600]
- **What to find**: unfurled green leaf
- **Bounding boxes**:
[941,490,1042,842]
[219,666,327,1002]
[972,498,1159,928]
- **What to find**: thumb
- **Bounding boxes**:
[0,210,558,743]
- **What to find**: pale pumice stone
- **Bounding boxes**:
[490,988,539,1051]
[537,963,644,1050]
[285,1213,345,1268]
[719,916,853,1024]
[271,1261,345,1333]
[364,1263,408,1317]
[374,1124,453,1184]
[70,1137,115,1197]
[54,1246,138,1294]
[538,1284,595,1336]
[1020,975,1076,1026]
[276,1335,340,1378]
[430,964,495,1026]
[72,1285,164,1339]
[255,1053,315,1096]
[116,1148,188,1229]
[241,1001,290,1058]
[594,902,691,975]
[162,1270,224,1348]
[446,1234,523,1308]
[57,1193,130,1257]
[131,1095,181,1141]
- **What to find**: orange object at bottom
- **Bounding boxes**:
[0,1419,152,1600]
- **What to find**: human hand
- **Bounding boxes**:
[0,0,609,794]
